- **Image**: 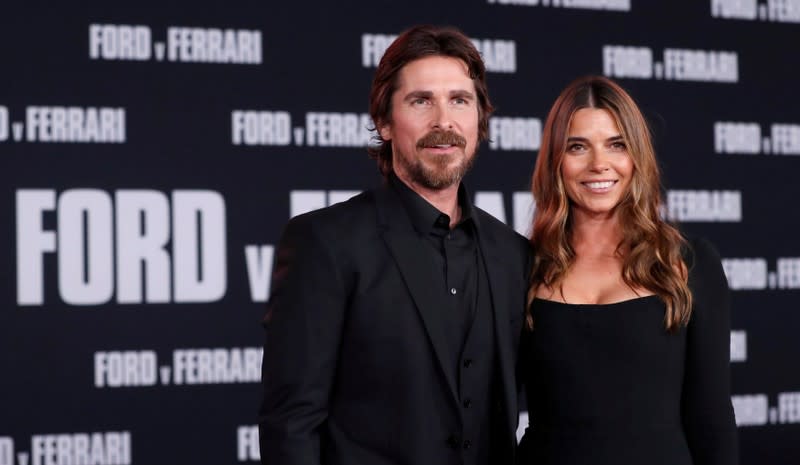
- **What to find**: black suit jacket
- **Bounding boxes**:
[259,182,531,465]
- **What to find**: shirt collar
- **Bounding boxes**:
[389,172,475,234]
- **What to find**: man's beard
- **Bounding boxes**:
[397,130,476,190]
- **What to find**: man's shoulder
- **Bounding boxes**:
[473,206,532,282]
[286,189,378,234]
[473,206,529,248]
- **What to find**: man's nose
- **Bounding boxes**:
[431,103,454,130]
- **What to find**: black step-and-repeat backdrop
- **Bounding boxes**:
[2,1,798,464]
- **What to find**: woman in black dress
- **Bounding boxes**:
[518,76,738,465]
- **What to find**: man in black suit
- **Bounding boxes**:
[259,25,531,465]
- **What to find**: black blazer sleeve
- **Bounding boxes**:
[681,237,739,465]
[258,213,348,465]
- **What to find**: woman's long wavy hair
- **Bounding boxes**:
[527,76,691,332]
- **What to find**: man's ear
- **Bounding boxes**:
[378,123,392,141]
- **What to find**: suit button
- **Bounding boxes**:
[463,359,473,368]
[463,398,472,408]
[446,435,460,449]
[463,440,472,450]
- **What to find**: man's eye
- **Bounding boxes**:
[567,143,585,152]
[611,142,627,150]
[412,98,428,105]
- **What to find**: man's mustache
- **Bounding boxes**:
[416,130,467,150]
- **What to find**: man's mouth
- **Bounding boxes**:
[416,130,467,150]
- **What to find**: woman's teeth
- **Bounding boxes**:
[584,181,615,189]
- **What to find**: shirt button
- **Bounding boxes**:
[446,233,452,240]
[463,359,473,368]
[463,398,472,408]
[446,435,460,449]
[450,288,457,295]
[463,440,472,450]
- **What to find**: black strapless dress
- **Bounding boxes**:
[518,238,739,465]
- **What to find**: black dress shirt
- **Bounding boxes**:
[389,174,498,465]
[389,174,480,360]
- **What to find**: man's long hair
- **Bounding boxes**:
[527,76,691,331]
[368,25,494,176]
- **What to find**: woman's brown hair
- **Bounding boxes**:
[528,75,691,331]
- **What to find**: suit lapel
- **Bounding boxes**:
[382,231,459,401]
[476,221,518,449]
[375,185,460,404]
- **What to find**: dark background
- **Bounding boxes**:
[1,1,798,464]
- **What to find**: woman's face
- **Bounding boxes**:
[560,107,634,221]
